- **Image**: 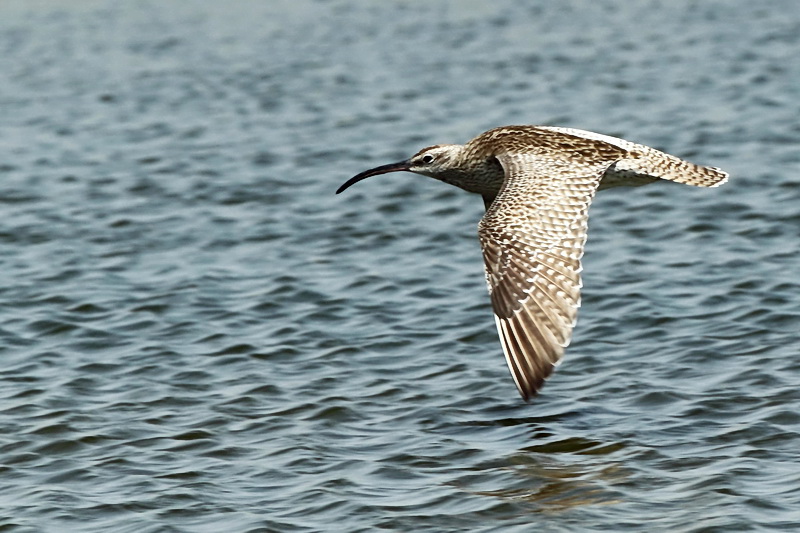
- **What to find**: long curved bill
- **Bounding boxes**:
[336,160,411,194]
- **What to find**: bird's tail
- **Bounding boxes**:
[615,146,729,188]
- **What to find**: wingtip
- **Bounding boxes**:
[518,382,542,403]
[519,369,550,401]
[494,315,554,402]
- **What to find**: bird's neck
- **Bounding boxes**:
[434,147,505,197]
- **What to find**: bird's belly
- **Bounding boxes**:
[598,167,660,191]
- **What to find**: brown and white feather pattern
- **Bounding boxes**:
[476,132,627,400]
[472,127,726,400]
[338,124,729,401]
[539,126,729,189]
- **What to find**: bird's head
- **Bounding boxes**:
[406,144,463,176]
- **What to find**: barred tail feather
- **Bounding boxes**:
[615,147,729,188]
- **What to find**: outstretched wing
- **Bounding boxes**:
[478,151,617,400]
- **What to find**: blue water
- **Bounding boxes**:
[1,1,799,531]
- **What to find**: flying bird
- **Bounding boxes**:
[336,125,728,401]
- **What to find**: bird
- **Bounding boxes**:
[336,125,728,401]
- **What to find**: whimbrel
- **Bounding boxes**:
[337,125,728,401]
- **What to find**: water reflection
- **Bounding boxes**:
[452,432,629,513]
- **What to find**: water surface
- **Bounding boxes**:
[1,1,799,531]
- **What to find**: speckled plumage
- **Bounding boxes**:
[337,125,728,401]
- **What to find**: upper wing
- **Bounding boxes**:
[478,152,616,400]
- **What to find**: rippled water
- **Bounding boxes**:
[1,1,799,531]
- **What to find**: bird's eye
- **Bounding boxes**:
[421,154,435,164]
